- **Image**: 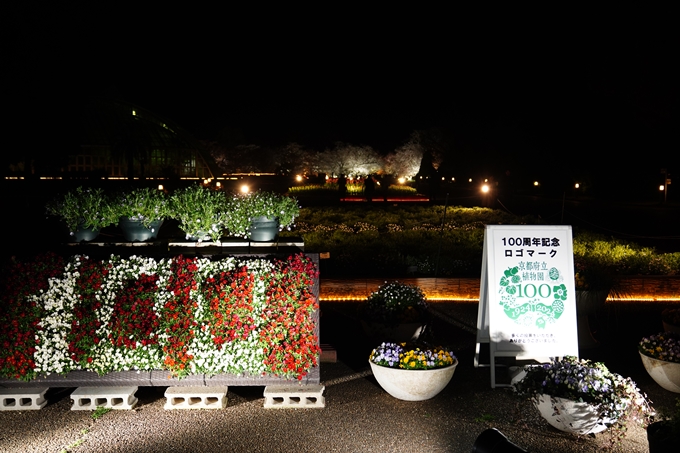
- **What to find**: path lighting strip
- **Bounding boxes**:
[319,292,680,303]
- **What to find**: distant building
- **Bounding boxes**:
[4,98,219,180]
[72,97,220,180]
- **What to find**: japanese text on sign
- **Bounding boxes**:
[502,236,561,258]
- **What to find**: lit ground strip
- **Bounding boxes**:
[320,293,680,303]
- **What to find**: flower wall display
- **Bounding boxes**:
[0,252,319,381]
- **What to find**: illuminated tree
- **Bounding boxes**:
[314,142,382,176]
[384,141,423,179]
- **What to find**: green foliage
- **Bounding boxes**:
[170,184,227,242]
[46,186,116,232]
[91,406,111,420]
[110,187,172,228]
[225,191,300,238]
[475,414,496,423]
[281,206,679,278]
[573,231,680,275]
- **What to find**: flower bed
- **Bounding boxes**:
[0,252,320,384]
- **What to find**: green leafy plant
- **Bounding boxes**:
[110,187,171,228]
[169,184,228,242]
[46,186,115,233]
[91,406,111,420]
[475,413,496,423]
[225,191,300,238]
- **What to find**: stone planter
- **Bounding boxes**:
[118,218,163,242]
[639,352,680,393]
[662,321,680,335]
[368,360,457,401]
[534,394,616,435]
[575,290,609,349]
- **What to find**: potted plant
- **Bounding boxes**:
[111,187,171,241]
[169,184,228,242]
[573,256,620,348]
[513,356,652,443]
[360,281,429,342]
[662,308,680,334]
[639,332,680,393]
[225,191,299,241]
[46,186,115,241]
[647,398,680,453]
[368,341,457,401]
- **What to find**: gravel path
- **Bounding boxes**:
[1,301,675,452]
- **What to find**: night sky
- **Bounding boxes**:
[5,5,678,195]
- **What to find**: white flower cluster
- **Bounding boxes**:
[25,254,310,378]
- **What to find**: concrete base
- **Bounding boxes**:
[0,388,48,410]
[164,386,228,409]
[70,386,138,410]
[263,385,325,409]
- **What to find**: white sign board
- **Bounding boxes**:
[475,225,578,387]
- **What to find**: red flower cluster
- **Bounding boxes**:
[260,254,320,379]
[160,255,199,376]
[204,266,257,348]
[68,257,111,366]
[108,273,160,349]
[2,252,321,381]
[0,253,65,380]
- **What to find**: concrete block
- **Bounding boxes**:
[0,388,48,410]
[164,386,228,410]
[263,385,325,409]
[70,386,138,410]
[320,343,337,363]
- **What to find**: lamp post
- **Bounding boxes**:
[661,168,670,203]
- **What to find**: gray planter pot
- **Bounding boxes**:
[118,218,163,242]
[248,216,279,242]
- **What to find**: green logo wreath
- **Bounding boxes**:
[498,266,566,329]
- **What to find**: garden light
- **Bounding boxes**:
[398,177,405,184]
[240,184,250,194]
[481,184,489,194]
[296,175,303,182]
[157,184,164,191]
[575,183,580,189]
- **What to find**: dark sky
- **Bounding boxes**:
[5,5,678,186]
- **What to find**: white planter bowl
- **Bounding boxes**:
[369,359,457,401]
[534,394,616,435]
[639,351,680,393]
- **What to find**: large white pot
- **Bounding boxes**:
[639,351,680,393]
[369,359,457,401]
[534,394,616,435]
